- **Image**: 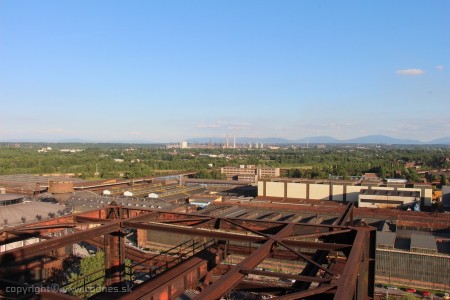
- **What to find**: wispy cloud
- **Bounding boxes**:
[436,65,444,70]
[395,69,425,76]
[128,131,141,136]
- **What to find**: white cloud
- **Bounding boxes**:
[436,65,444,70]
[395,69,425,76]
[128,131,142,136]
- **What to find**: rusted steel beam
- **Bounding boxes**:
[125,207,349,230]
[223,219,339,275]
[224,218,280,238]
[0,205,375,299]
[74,215,111,224]
[286,228,353,240]
[293,203,357,290]
[193,223,295,300]
[225,244,314,260]
[274,284,336,300]
[277,241,335,276]
[226,219,336,275]
[104,231,125,286]
[239,269,330,283]
[118,247,222,300]
[337,203,354,226]
[123,221,351,251]
[122,210,159,222]
[0,222,121,262]
[121,258,207,299]
[123,220,267,242]
[234,281,298,293]
[160,217,214,224]
[6,224,77,231]
[0,230,51,246]
[333,228,373,300]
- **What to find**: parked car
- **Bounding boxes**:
[422,291,431,297]
[386,286,398,290]
[405,288,416,293]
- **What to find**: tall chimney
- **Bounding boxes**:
[226,132,229,149]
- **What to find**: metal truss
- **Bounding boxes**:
[0,203,375,299]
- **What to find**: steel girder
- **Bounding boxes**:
[0,204,375,300]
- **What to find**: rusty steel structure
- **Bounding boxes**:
[0,203,375,300]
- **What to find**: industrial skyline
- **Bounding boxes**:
[0,1,449,142]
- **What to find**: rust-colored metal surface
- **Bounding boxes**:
[0,204,375,300]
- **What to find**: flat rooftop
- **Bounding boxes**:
[0,201,67,227]
[0,194,24,202]
[411,234,438,251]
[376,231,396,248]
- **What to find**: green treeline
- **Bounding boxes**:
[0,143,449,182]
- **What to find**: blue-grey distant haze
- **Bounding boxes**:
[0,1,449,142]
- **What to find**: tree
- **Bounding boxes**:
[64,251,133,297]
[66,252,105,297]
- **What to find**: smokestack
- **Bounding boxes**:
[233,133,236,148]
[226,132,229,149]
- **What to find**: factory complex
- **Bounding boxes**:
[1,172,450,299]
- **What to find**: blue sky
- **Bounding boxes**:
[1,1,449,142]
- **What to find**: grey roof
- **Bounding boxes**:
[411,234,437,251]
[376,231,396,248]
[0,201,66,227]
[0,194,24,202]
[377,220,390,232]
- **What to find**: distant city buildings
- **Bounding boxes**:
[37,147,52,153]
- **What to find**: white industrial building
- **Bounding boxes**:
[257,179,433,206]
[358,189,420,208]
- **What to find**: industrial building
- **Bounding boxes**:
[0,203,375,299]
[257,179,433,206]
[0,194,68,228]
[376,231,450,290]
[443,185,450,210]
[358,189,420,208]
[1,173,449,298]
[135,197,450,291]
[221,165,280,182]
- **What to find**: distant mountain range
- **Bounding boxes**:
[188,135,450,145]
[1,135,449,145]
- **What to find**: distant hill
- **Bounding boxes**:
[2,135,449,145]
[428,136,450,144]
[188,135,450,145]
[343,135,422,145]
[295,136,341,144]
